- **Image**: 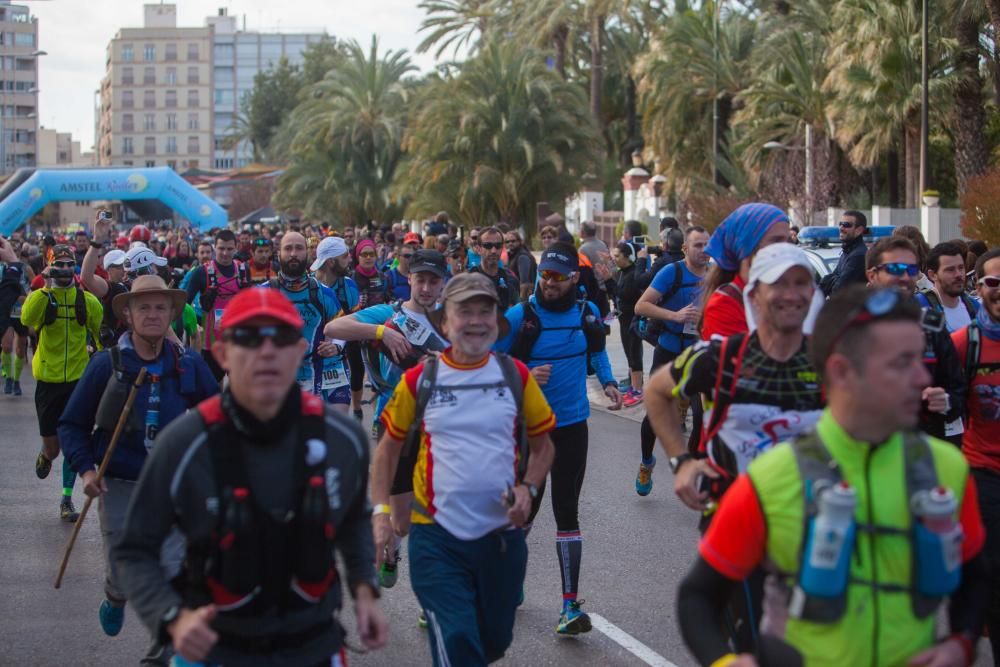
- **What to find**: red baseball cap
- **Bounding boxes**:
[403,232,422,245]
[221,288,304,331]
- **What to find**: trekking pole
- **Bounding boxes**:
[54,367,148,589]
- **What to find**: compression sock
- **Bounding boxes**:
[640,416,656,461]
[1,351,10,378]
[556,530,583,602]
[12,354,23,380]
[61,458,74,497]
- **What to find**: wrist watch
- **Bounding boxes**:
[372,503,391,516]
[521,482,539,499]
[157,604,181,643]
[669,453,695,474]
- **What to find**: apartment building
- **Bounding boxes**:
[0,0,40,175]
[37,126,96,227]
[97,4,212,170]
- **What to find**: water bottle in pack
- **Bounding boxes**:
[799,481,857,598]
[911,486,963,596]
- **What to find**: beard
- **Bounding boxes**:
[331,261,351,278]
[535,283,577,312]
[280,257,306,278]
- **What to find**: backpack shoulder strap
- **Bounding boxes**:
[495,352,529,481]
[511,301,542,363]
[920,288,942,311]
[307,277,326,317]
[74,285,87,326]
[268,277,279,290]
[965,322,981,384]
[403,357,440,456]
[109,345,124,374]
[698,333,750,458]
[717,282,743,303]
[961,293,978,319]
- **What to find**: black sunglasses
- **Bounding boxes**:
[52,261,75,269]
[224,325,301,348]
[838,220,858,229]
[479,241,503,250]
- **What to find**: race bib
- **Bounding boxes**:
[713,404,823,473]
[214,308,225,326]
[391,311,432,346]
[944,416,965,438]
[321,366,350,390]
[683,319,698,336]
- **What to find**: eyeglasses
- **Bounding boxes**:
[479,242,503,250]
[979,275,1000,289]
[875,262,919,278]
[540,270,574,282]
[359,251,376,258]
[224,325,301,349]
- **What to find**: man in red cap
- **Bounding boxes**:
[113,288,386,666]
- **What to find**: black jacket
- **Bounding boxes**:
[615,263,646,319]
[112,388,376,666]
[920,326,967,442]
[820,235,868,296]
[470,265,520,311]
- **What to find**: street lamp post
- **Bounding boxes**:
[764,124,814,225]
[919,0,929,196]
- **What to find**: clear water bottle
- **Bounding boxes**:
[799,481,857,598]
[912,486,962,596]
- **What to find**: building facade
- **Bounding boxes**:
[0,0,40,175]
[36,126,95,228]
[98,4,212,171]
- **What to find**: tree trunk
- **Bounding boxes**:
[888,149,900,207]
[985,0,1000,38]
[553,25,568,80]
[621,74,640,167]
[590,13,605,126]
[953,13,989,196]
[714,94,732,188]
[904,124,920,209]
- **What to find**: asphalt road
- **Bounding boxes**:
[1,347,994,666]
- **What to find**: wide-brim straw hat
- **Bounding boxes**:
[112,274,186,324]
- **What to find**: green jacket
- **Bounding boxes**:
[748,411,971,667]
[20,284,103,383]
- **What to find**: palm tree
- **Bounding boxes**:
[947,0,989,195]
[399,40,603,233]
[417,0,496,58]
[274,37,415,224]
[823,0,955,208]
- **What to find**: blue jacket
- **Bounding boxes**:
[59,336,219,481]
[495,296,614,427]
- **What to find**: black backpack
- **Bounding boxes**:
[629,262,685,346]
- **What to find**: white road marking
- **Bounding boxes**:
[590,613,682,667]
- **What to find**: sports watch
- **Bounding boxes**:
[522,482,539,499]
[669,453,695,474]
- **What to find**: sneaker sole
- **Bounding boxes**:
[557,616,593,635]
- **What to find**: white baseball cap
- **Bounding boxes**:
[125,246,168,273]
[102,249,126,270]
[310,236,349,272]
[743,242,824,334]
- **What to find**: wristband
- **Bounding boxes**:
[375,324,385,341]
[947,632,975,666]
[89,241,103,249]
[709,654,738,667]
[372,503,391,516]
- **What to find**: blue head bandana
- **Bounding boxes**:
[704,203,789,272]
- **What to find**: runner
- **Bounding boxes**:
[678,285,987,667]
[184,230,251,381]
[112,288,386,666]
[632,226,710,495]
[951,247,1000,660]
[645,243,825,652]
[386,236,415,301]
[865,237,966,445]
[612,240,648,405]
[917,241,980,332]
[374,272,556,666]
[262,232,343,407]
[0,236,31,396]
[504,230,536,301]
[58,275,217,659]
[349,237,391,420]
[496,242,622,635]
[470,226,520,311]
[324,248,449,590]
[246,237,275,285]
[81,212,135,348]
[20,244,104,522]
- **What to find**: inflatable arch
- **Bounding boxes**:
[0,166,228,236]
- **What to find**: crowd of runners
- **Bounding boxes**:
[0,204,997,667]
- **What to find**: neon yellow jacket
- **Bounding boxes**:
[20,284,103,383]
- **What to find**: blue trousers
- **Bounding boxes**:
[409,522,527,666]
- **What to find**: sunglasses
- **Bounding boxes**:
[479,242,503,250]
[875,262,919,278]
[358,251,376,258]
[979,275,1000,289]
[827,289,904,352]
[540,270,573,283]
[838,220,858,229]
[52,261,75,269]
[224,325,301,349]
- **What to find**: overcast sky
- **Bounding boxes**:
[28,0,448,152]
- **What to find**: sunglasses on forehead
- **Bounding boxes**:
[223,325,301,348]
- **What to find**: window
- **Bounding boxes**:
[165,43,177,61]
[165,90,177,108]
[121,113,134,132]
[187,136,200,154]
[213,43,234,62]
[187,66,199,84]
[144,136,156,155]
[166,113,177,130]
[121,67,133,85]
[122,90,134,108]
[166,67,176,85]
[187,89,199,108]
[143,90,155,109]
[143,44,155,61]
[14,32,34,47]
[214,157,234,170]
[145,160,156,168]
[143,113,155,131]
[143,67,155,85]
[122,137,133,155]
[122,44,134,62]
[187,43,199,61]
[214,66,234,85]
[187,112,199,130]
[213,89,233,106]
[166,136,177,154]
[123,160,134,166]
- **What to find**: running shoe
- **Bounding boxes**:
[622,389,644,408]
[35,451,51,479]
[635,456,655,496]
[418,609,428,629]
[378,547,400,588]
[3,378,11,394]
[556,599,592,635]
[60,497,80,523]
[617,378,631,393]
[99,598,125,636]
[12,381,20,396]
